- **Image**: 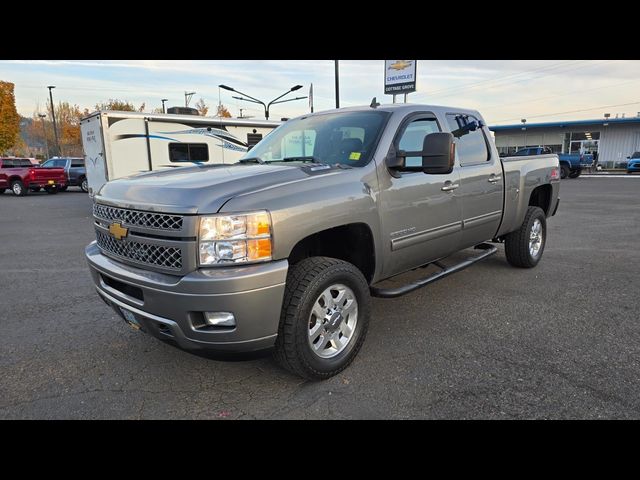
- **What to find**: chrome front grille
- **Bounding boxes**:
[96,230,183,270]
[93,203,183,231]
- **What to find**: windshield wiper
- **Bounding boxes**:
[279,156,324,164]
[238,157,265,164]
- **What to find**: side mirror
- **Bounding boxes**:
[387,132,455,174]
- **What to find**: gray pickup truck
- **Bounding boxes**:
[85,104,560,379]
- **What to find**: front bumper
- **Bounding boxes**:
[627,163,640,172]
[86,242,288,353]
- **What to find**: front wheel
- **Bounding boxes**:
[274,257,371,380]
[504,206,547,268]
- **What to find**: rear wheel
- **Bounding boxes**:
[504,206,547,268]
[560,165,570,179]
[274,257,371,380]
[11,180,27,196]
[80,178,88,193]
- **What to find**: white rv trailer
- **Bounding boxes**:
[80,110,281,197]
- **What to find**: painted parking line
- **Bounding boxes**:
[579,175,640,178]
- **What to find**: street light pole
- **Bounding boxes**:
[220,84,306,121]
[38,114,50,159]
[184,91,195,107]
[47,86,60,156]
[161,99,168,113]
[334,60,340,109]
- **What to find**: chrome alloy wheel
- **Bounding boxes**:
[529,218,543,258]
[307,283,358,359]
[12,182,22,195]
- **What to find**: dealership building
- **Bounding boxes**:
[490,116,640,168]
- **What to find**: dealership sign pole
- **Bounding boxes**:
[384,60,417,103]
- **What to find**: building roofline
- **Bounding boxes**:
[489,117,640,131]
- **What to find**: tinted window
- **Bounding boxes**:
[632,152,640,159]
[71,159,84,167]
[168,143,209,162]
[447,114,490,165]
[398,118,440,167]
[43,159,66,168]
[2,159,14,167]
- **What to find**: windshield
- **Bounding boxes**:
[631,152,640,159]
[243,111,390,167]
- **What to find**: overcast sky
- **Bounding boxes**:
[1,60,639,125]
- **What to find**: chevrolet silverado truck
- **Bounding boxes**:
[41,157,88,192]
[513,147,590,179]
[86,104,560,379]
[0,157,67,196]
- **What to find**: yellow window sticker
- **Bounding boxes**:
[349,152,361,161]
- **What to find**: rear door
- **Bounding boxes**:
[81,115,107,196]
[447,114,503,249]
[69,158,85,184]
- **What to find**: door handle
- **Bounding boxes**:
[488,175,502,183]
[441,183,459,192]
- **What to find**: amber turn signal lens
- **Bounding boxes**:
[247,238,272,261]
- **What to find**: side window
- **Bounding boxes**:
[3,159,14,167]
[168,143,209,162]
[398,118,440,167]
[446,114,490,166]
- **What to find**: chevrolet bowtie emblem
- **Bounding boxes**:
[388,60,412,71]
[108,222,128,240]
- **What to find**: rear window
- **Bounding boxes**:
[168,143,209,162]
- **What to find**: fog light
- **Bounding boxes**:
[203,312,236,327]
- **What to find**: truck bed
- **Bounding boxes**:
[496,153,560,237]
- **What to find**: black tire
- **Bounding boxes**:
[44,186,58,194]
[274,256,371,380]
[568,169,581,178]
[58,185,68,192]
[560,165,570,179]
[30,187,41,192]
[504,206,547,268]
[80,178,88,193]
[11,180,27,196]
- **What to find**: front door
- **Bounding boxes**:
[446,114,503,248]
[379,114,463,277]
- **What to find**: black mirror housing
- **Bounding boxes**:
[421,132,455,174]
[387,132,455,175]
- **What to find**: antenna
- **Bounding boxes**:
[370,97,380,109]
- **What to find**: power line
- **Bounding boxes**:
[482,78,640,111]
[493,100,640,124]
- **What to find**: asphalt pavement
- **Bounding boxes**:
[1,178,639,419]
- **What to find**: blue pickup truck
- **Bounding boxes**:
[513,147,593,179]
[41,157,88,192]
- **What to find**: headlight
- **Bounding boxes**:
[198,211,272,266]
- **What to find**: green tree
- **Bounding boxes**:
[0,81,20,154]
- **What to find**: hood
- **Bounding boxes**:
[95,163,342,214]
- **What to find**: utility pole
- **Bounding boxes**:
[47,86,60,156]
[184,91,195,107]
[38,114,50,159]
[334,60,340,109]
[161,98,168,113]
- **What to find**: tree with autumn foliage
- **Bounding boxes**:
[216,103,232,118]
[195,98,209,116]
[27,102,86,157]
[95,99,146,112]
[0,81,20,155]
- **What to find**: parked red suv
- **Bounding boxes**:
[0,157,67,196]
